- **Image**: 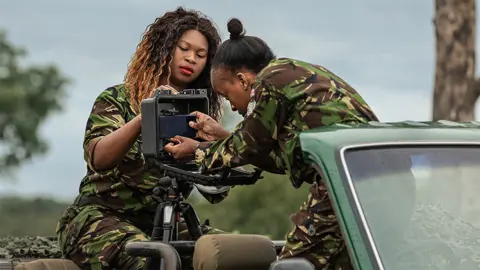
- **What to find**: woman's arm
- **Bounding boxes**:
[91,115,142,171]
[195,81,287,174]
[83,86,139,173]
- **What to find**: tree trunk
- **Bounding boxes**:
[432,0,478,121]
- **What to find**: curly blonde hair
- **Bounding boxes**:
[124,7,223,120]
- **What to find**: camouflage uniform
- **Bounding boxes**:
[56,84,228,270]
[195,58,379,269]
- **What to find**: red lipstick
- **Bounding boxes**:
[179,66,193,75]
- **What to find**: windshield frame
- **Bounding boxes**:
[337,140,480,270]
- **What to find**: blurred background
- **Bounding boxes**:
[0,0,478,240]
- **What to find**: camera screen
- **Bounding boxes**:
[158,115,196,139]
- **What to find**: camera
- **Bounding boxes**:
[140,87,263,201]
[141,88,209,163]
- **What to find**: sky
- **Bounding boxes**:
[0,0,478,202]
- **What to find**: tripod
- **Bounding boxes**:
[144,175,204,270]
[139,162,263,270]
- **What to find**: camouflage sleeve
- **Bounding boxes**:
[264,149,286,174]
[195,80,287,173]
[83,87,127,174]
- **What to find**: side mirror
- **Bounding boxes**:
[269,258,315,270]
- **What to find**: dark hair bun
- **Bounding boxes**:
[227,18,245,40]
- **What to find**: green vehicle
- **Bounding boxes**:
[299,120,480,270]
[2,120,480,270]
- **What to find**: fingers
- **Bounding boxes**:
[164,137,197,160]
[164,144,182,159]
[188,111,206,130]
[169,137,180,143]
[163,142,175,152]
[164,139,182,154]
[190,111,208,119]
[168,138,180,144]
[189,120,204,130]
[170,135,188,143]
[157,85,178,93]
[150,85,179,97]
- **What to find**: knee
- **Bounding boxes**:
[110,233,149,269]
[75,224,148,269]
[117,253,146,270]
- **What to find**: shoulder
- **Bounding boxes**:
[91,84,132,112]
[255,58,329,90]
[256,57,315,76]
[255,58,354,96]
[84,84,137,124]
[95,84,129,104]
[259,57,342,79]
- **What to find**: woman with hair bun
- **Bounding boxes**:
[165,17,379,269]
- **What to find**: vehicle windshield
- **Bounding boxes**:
[343,145,480,270]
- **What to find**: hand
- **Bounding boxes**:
[189,111,231,141]
[163,136,199,160]
[138,86,179,121]
[149,85,179,98]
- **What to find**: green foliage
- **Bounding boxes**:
[189,172,310,240]
[0,196,69,237]
[0,177,309,241]
[0,29,70,176]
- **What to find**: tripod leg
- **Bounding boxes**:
[145,203,165,270]
[160,204,176,270]
[161,204,175,242]
[151,202,165,241]
[180,203,203,240]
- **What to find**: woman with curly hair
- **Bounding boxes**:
[55,7,226,270]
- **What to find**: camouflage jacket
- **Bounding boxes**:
[73,84,228,219]
[195,58,379,188]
